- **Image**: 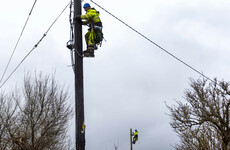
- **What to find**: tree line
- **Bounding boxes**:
[1,72,230,149]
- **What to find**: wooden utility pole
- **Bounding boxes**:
[74,0,85,150]
[130,128,133,150]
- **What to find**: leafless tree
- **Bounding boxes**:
[0,73,73,150]
[167,78,230,150]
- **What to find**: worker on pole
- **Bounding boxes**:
[132,129,138,144]
[75,3,103,57]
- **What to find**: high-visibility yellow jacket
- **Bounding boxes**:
[134,131,138,137]
[81,8,101,25]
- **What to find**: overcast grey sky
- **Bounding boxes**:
[1,0,230,149]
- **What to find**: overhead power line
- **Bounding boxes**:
[0,1,70,89]
[90,0,215,83]
[0,0,38,84]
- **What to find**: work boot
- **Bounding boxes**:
[84,49,94,57]
[84,44,95,57]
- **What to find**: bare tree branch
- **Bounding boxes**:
[167,78,230,150]
[0,72,74,150]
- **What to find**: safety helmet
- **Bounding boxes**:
[83,3,91,8]
[135,129,137,132]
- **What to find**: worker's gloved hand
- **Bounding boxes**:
[74,15,81,21]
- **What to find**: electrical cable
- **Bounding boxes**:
[0,0,38,84]
[69,0,76,73]
[90,0,215,83]
[0,1,70,89]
